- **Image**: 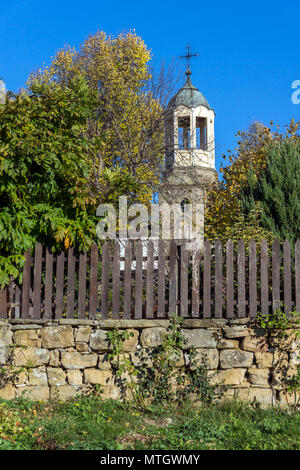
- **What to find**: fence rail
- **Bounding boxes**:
[1,238,300,320]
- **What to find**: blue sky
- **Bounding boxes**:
[0,0,299,174]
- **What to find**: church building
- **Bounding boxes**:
[159,64,217,247]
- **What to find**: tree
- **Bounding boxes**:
[204,120,299,244]
[240,140,300,244]
[0,78,101,286]
[224,204,275,248]
[28,31,178,206]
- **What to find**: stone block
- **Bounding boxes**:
[98,354,112,370]
[76,343,89,353]
[170,350,185,367]
[0,323,13,364]
[50,385,81,401]
[49,350,60,367]
[10,324,41,330]
[278,390,300,406]
[40,325,74,349]
[47,367,66,386]
[0,323,13,344]
[90,330,112,352]
[121,329,139,352]
[234,387,274,406]
[291,338,300,352]
[255,351,278,368]
[140,327,167,348]
[15,370,28,385]
[17,386,50,401]
[271,364,298,390]
[208,368,247,386]
[217,388,236,403]
[130,349,153,368]
[229,319,252,325]
[220,350,253,369]
[290,350,300,365]
[60,351,98,370]
[28,367,48,386]
[67,370,83,385]
[0,383,15,400]
[13,330,39,347]
[241,335,268,352]
[13,347,49,367]
[76,326,92,343]
[92,329,139,352]
[223,326,249,339]
[182,329,218,349]
[247,367,270,386]
[218,339,239,349]
[110,353,130,369]
[116,370,138,385]
[183,319,225,328]
[100,386,121,400]
[185,348,219,370]
[84,369,114,386]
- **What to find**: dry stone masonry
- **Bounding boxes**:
[0,318,299,406]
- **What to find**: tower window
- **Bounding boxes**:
[196,117,207,150]
[178,117,190,149]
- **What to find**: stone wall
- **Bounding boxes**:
[0,318,299,406]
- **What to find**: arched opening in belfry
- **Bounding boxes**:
[178,116,190,149]
[196,117,207,150]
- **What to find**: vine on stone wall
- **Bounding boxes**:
[107,315,226,409]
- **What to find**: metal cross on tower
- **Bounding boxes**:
[179,44,199,72]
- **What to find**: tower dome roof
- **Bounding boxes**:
[168,69,211,110]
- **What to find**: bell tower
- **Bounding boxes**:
[159,56,217,246]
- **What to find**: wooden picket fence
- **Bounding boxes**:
[0,238,300,320]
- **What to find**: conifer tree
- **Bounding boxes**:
[240,140,300,244]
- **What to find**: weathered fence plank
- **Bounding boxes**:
[112,242,120,318]
[237,240,246,318]
[180,243,189,317]
[123,242,132,319]
[100,242,109,318]
[191,249,200,317]
[66,247,76,318]
[89,243,99,318]
[295,240,300,312]
[32,243,43,319]
[226,240,234,318]
[55,251,64,317]
[78,252,87,318]
[260,239,269,316]
[135,240,143,318]
[14,285,21,319]
[249,240,257,318]
[0,288,8,318]
[44,247,54,318]
[169,240,177,317]
[283,240,292,315]
[215,240,223,318]
[157,240,166,318]
[21,249,31,318]
[146,241,154,318]
[203,239,211,318]
[272,239,281,313]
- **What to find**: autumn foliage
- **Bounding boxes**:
[28,31,167,205]
[204,119,300,244]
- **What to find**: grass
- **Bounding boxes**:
[0,394,299,450]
